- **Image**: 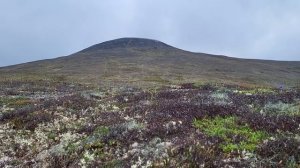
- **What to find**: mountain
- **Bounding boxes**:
[79,37,173,52]
[0,37,300,87]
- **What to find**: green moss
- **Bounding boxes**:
[193,116,268,153]
[65,142,80,153]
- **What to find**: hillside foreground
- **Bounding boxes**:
[0,79,300,167]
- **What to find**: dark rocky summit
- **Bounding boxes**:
[79,38,173,53]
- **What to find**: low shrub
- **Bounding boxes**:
[12,111,53,131]
[59,94,96,111]
[0,105,37,122]
[257,136,300,167]
[238,112,300,133]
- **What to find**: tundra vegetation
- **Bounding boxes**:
[0,79,299,167]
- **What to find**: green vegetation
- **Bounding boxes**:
[193,116,268,152]
[92,126,110,138]
[1,80,299,167]
[0,97,32,107]
[143,75,170,84]
[235,88,275,95]
[83,126,110,155]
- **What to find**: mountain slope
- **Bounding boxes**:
[1,37,300,87]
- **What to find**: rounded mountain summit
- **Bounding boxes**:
[79,38,175,53]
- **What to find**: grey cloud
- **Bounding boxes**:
[0,0,299,66]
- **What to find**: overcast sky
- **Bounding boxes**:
[0,0,299,67]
